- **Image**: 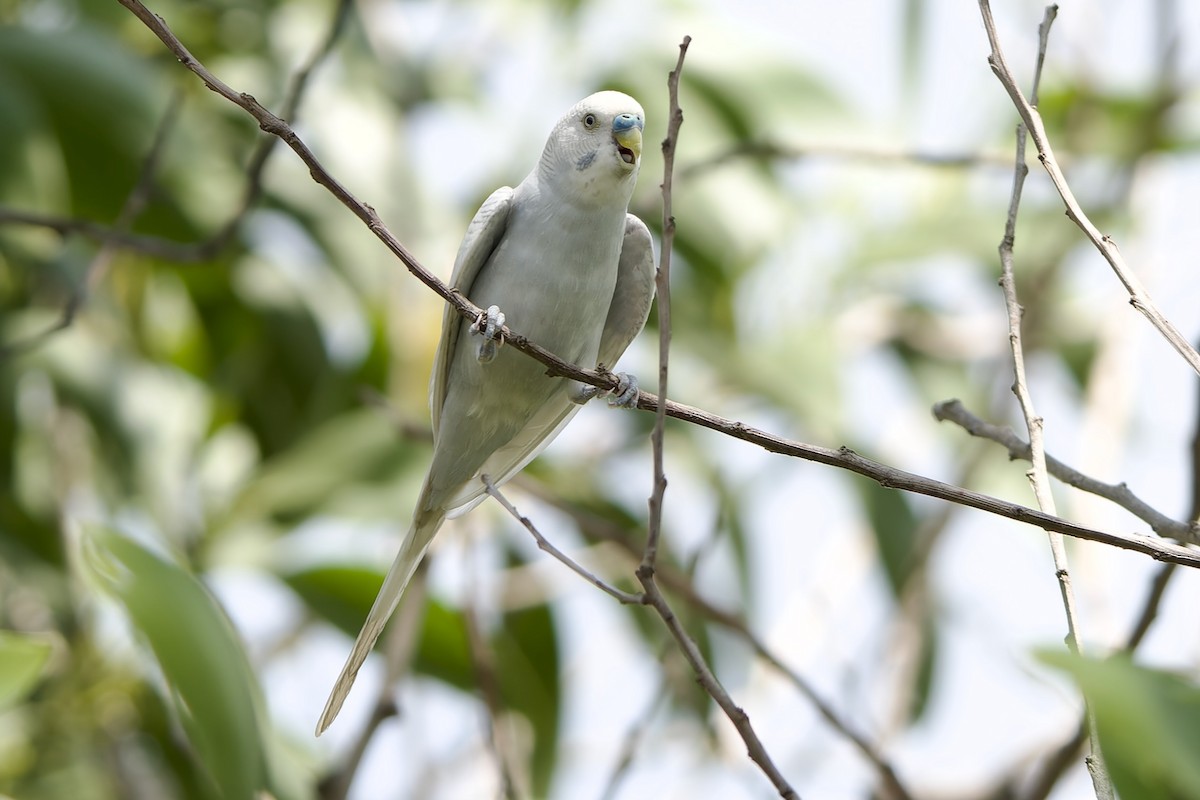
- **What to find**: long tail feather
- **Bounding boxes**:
[315,510,445,735]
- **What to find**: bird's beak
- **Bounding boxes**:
[613,115,643,165]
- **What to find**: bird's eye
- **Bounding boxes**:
[582,113,598,129]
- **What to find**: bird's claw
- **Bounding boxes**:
[569,372,639,407]
[608,372,640,408]
[473,305,505,363]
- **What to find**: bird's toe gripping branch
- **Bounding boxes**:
[567,371,640,407]
[609,372,640,408]
[473,304,506,363]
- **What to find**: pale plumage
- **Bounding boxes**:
[316,91,656,735]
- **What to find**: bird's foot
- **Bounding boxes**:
[472,305,505,363]
[568,372,640,407]
[608,372,640,408]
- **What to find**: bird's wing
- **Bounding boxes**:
[442,214,656,518]
[429,186,514,437]
[598,214,656,367]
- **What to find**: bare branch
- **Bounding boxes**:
[642,36,689,570]
[977,0,1200,378]
[934,399,1197,542]
[512,475,911,798]
[989,7,1110,795]
[636,569,800,799]
[482,477,643,606]
[0,0,354,269]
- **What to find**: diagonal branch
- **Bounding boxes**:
[977,0,1200,378]
[483,477,643,606]
[636,570,800,798]
[934,399,1196,542]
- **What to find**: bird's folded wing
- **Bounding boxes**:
[430,186,515,437]
[598,215,656,367]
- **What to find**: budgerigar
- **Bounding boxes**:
[316,91,656,735]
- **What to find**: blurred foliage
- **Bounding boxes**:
[1,0,1197,798]
[1042,652,1200,800]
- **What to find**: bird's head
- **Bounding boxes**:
[538,91,645,200]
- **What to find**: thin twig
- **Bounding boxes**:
[199,0,355,260]
[522,487,913,800]
[642,36,689,571]
[637,37,797,799]
[635,573,800,799]
[933,400,1196,542]
[482,477,643,605]
[992,8,1109,795]
[977,0,1200,378]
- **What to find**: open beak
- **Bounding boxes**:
[613,119,643,165]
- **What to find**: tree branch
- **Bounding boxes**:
[977,0,1200,378]
[636,569,800,799]
[990,7,1110,796]
[933,399,1197,542]
[641,36,689,571]
[483,477,643,606]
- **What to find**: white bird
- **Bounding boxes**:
[317,91,656,735]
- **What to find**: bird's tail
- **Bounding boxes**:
[315,508,446,736]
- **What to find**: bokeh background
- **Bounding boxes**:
[2,0,1200,798]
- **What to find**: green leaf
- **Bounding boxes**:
[1040,650,1200,800]
[0,629,53,709]
[413,600,474,691]
[282,564,387,638]
[83,527,268,800]
[495,598,560,798]
[853,476,919,597]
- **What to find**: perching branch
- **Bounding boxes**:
[977,0,1200,378]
